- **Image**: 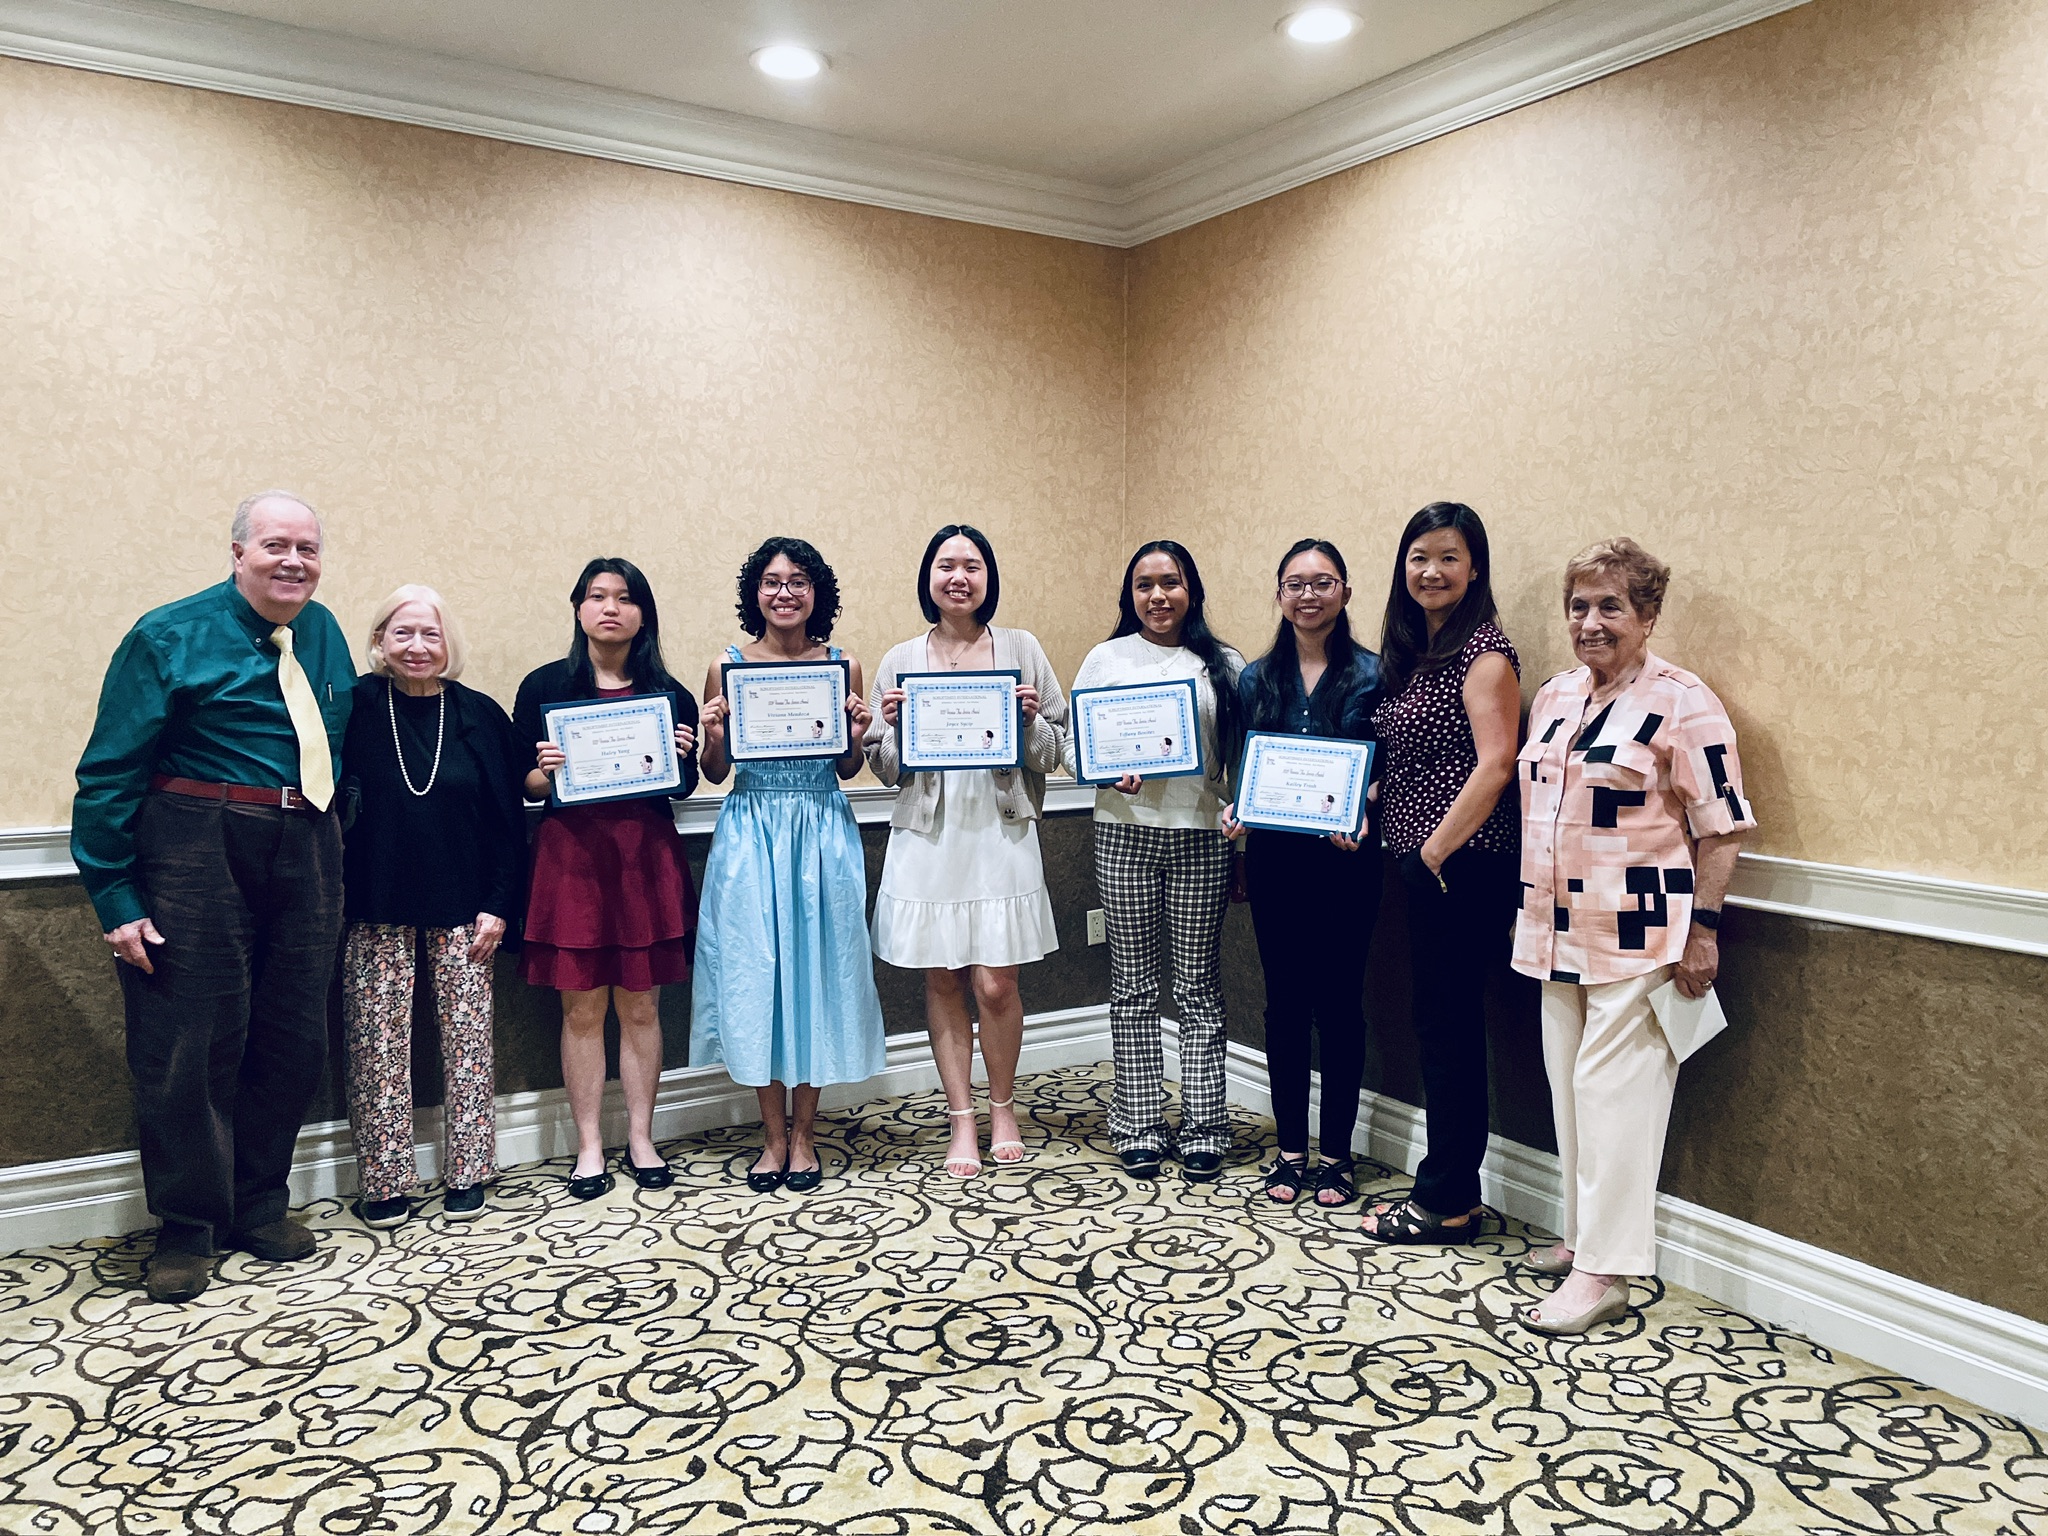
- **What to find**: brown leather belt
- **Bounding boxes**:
[150,774,322,813]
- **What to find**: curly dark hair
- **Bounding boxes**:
[735,536,842,642]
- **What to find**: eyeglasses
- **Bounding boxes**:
[759,577,813,596]
[1279,576,1343,598]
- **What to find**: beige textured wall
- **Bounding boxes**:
[0,57,1126,827]
[1127,0,2048,888]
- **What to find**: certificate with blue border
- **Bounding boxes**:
[1236,732,1374,837]
[722,659,851,761]
[898,670,1022,771]
[1070,678,1203,785]
[543,695,681,807]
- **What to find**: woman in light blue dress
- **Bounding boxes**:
[691,536,886,1193]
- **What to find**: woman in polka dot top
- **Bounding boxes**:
[1361,502,1523,1247]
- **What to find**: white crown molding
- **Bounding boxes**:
[13,819,2040,960]
[0,0,1814,247]
[1114,0,1817,244]
[1164,1026,2048,1432]
[0,1002,1112,1252]
[0,0,1130,244]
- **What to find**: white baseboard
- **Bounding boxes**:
[1165,1025,2048,1431]
[0,1003,1113,1253]
[9,1002,2042,1433]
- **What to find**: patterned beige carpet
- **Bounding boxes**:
[0,1064,2041,1534]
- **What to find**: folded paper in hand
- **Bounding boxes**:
[1648,979,1730,1063]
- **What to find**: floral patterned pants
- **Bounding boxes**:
[342,923,498,1201]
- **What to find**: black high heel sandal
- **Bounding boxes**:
[1263,1154,1310,1205]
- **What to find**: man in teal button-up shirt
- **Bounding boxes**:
[71,492,355,1303]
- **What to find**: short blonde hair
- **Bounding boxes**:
[1562,538,1671,620]
[366,584,466,679]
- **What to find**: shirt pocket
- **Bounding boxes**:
[1578,738,1660,790]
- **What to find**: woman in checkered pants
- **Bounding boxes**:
[1064,541,1244,1181]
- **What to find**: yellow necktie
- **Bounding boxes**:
[271,624,335,810]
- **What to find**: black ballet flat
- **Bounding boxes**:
[746,1158,787,1194]
[784,1160,824,1194]
[622,1155,674,1191]
[565,1169,615,1202]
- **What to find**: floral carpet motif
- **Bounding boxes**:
[0,1064,2042,1534]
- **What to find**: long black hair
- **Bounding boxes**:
[566,557,682,697]
[1245,538,1362,734]
[736,536,842,643]
[916,524,1000,625]
[1110,539,1242,765]
[1377,502,1499,697]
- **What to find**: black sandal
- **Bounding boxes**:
[1361,1198,1484,1245]
[1313,1159,1357,1207]
[1263,1154,1310,1204]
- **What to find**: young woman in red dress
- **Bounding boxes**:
[514,559,699,1201]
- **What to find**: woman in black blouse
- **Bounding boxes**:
[340,586,526,1228]
[1220,539,1382,1207]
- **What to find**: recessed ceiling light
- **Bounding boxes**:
[1282,7,1359,44]
[752,44,825,81]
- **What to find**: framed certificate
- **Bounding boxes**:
[721,659,851,761]
[1070,678,1204,785]
[543,695,681,806]
[898,670,1022,771]
[1236,732,1374,837]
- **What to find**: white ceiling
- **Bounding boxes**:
[165,0,1558,188]
[0,0,1810,241]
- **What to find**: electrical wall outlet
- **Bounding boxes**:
[1086,908,1107,945]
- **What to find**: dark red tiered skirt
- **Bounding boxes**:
[519,798,696,993]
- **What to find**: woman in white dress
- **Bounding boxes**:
[866,526,1068,1177]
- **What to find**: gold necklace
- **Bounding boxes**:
[929,627,986,670]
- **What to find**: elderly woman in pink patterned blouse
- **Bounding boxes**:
[1511,538,1755,1335]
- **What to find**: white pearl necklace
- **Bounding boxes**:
[388,680,446,797]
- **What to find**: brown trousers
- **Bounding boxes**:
[117,791,343,1255]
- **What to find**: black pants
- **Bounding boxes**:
[116,792,343,1254]
[1399,843,1519,1216]
[1246,830,1381,1160]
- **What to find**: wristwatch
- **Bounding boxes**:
[1692,907,1722,931]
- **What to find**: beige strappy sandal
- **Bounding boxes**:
[988,1096,1028,1164]
[943,1106,982,1178]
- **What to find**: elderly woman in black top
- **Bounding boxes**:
[341,585,526,1228]
[1220,539,1382,1207]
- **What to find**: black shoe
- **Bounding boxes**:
[622,1154,674,1191]
[785,1160,823,1194]
[566,1169,615,1202]
[1312,1158,1357,1207]
[1181,1150,1225,1182]
[144,1249,214,1303]
[1118,1149,1163,1180]
[355,1196,411,1229]
[746,1157,787,1193]
[229,1219,318,1261]
[442,1185,486,1219]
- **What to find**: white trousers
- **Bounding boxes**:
[1540,966,1677,1276]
